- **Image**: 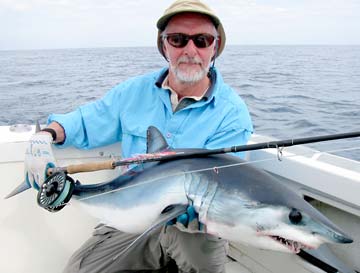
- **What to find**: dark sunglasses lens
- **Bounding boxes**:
[165,34,215,48]
[193,34,215,48]
[167,34,187,48]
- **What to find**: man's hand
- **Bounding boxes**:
[24,133,57,190]
[168,206,204,232]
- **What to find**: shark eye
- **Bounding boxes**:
[289,208,302,224]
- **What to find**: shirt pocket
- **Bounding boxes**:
[121,120,148,157]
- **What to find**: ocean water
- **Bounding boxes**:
[0,46,359,160]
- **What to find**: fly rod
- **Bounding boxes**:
[48,130,360,175]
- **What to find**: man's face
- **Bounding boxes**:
[163,13,217,85]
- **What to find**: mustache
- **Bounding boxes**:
[176,56,202,65]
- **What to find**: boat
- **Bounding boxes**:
[1,124,359,273]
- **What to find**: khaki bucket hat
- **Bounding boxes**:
[156,0,226,59]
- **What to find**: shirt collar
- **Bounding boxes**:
[155,67,217,101]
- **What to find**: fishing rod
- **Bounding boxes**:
[38,143,360,212]
[48,130,360,175]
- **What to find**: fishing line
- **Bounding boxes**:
[61,144,360,206]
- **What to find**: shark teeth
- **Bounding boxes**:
[269,235,313,253]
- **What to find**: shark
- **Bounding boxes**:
[7,126,353,256]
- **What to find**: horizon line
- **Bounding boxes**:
[1,43,360,52]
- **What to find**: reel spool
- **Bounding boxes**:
[37,171,75,212]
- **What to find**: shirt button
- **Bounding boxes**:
[166,132,172,138]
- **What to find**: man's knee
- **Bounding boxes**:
[161,226,228,273]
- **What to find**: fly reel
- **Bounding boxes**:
[37,171,75,212]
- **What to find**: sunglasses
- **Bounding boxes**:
[162,33,217,49]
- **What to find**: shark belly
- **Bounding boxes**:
[75,175,189,233]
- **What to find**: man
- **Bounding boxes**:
[25,0,253,272]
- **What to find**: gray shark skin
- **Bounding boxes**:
[68,127,352,254]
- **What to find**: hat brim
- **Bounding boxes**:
[157,12,225,59]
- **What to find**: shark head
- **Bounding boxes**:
[217,202,353,254]
[201,158,353,254]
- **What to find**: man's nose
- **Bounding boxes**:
[183,39,198,56]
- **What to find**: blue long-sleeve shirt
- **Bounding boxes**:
[49,67,253,158]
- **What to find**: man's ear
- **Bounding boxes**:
[211,38,220,61]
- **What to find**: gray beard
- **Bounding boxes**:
[169,56,210,85]
[171,66,207,85]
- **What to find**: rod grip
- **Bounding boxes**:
[46,160,115,176]
[65,160,115,174]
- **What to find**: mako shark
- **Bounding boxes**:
[7,126,353,256]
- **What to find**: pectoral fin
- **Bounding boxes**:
[112,204,188,260]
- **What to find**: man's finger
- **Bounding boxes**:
[186,206,197,222]
[177,213,189,227]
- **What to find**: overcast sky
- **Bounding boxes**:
[1,0,359,50]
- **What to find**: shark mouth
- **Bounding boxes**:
[269,235,314,253]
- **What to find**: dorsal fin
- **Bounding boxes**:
[146,126,169,153]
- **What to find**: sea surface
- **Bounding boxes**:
[0,45,359,160]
